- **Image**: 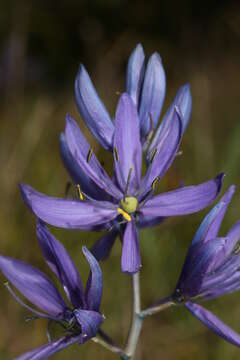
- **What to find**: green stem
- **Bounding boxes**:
[140,296,174,318]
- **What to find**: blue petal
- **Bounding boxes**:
[139,52,166,139]
[121,220,141,274]
[185,302,240,347]
[91,229,118,261]
[15,334,81,360]
[36,221,85,309]
[74,64,114,150]
[0,255,67,317]
[83,246,103,311]
[74,309,104,339]
[126,43,145,107]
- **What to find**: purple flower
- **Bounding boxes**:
[74,43,191,150]
[0,221,104,360]
[20,93,223,274]
[173,185,240,347]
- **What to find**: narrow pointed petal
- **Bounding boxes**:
[126,43,145,106]
[16,334,81,360]
[176,237,227,297]
[147,83,192,159]
[20,184,118,230]
[91,229,118,261]
[139,52,166,139]
[65,115,122,199]
[83,246,103,311]
[60,133,107,201]
[138,212,165,228]
[74,64,114,150]
[113,93,142,193]
[140,174,224,218]
[121,220,141,274]
[185,302,240,347]
[140,108,182,197]
[192,185,235,246]
[37,221,85,308]
[74,309,104,339]
[0,255,67,317]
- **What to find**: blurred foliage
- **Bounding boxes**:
[1,0,240,359]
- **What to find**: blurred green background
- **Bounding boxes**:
[1,0,240,359]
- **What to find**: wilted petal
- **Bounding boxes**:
[140,174,224,218]
[74,309,104,339]
[65,115,122,199]
[114,93,142,193]
[140,108,182,197]
[192,185,234,246]
[91,229,118,261]
[37,221,85,308]
[139,53,166,139]
[20,184,118,230]
[126,43,145,106]
[147,83,192,159]
[185,302,240,347]
[121,220,141,274]
[74,64,114,150]
[0,255,67,317]
[83,246,103,311]
[16,334,81,360]
[60,133,107,201]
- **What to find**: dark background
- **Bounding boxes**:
[1,0,240,359]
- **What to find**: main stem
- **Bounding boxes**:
[123,272,143,360]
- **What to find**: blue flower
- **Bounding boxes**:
[20,93,223,274]
[0,221,104,360]
[173,185,240,347]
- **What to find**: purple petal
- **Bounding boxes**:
[113,93,142,194]
[121,220,141,274]
[91,229,118,261]
[36,221,85,309]
[83,246,103,311]
[74,309,104,339]
[60,133,107,201]
[140,174,224,218]
[185,302,240,347]
[15,334,81,360]
[139,52,166,139]
[65,115,122,199]
[137,212,165,228]
[0,255,67,317]
[20,184,117,230]
[147,83,192,160]
[224,220,240,257]
[140,107,182,196]
[192,185,235,246]
[74,64,114,150]
[126,43,145,107]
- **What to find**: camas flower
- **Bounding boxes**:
[172,185,240,347]
[74,43,191,150]
[0,221,104,360]
[20,93,223,274]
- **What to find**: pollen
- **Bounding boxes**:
[117,208,131,222]
[120,196,138,214]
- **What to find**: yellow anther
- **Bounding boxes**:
[76,184,84,201]
[114,147,119,162]
[117,208,131,222]
[87,148,93,163]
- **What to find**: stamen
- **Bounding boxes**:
[76,184,84,201]
[152,176,159,190]
[149,148,157,163]
[143,113,154,150]
[124,167,133,199]
[87,148,93,163]
[233,242,240,255]
[114,147,119,162]
[117,208,131,222]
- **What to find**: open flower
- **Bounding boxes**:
[173,185,240,347]
[0,221,104,360]
[20,93,223,274]
[74,43,191,150]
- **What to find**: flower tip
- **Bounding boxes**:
[216,172,225,191]
[19,183,33,210]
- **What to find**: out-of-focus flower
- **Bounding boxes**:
[20,93,223,274]
[0,221,104,360]
[173,185,240,347]
[74,43,191,150]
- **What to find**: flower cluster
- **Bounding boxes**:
[1,43,240,359]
